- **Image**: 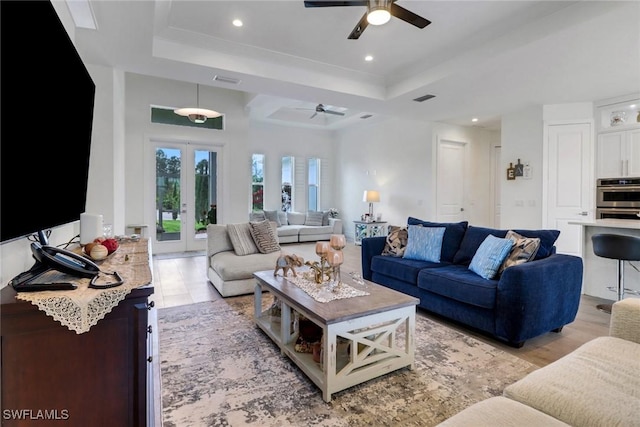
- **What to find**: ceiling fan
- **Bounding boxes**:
[303,0,431,40]
[296,104,347,119]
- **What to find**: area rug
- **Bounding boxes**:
[158,295,537,427]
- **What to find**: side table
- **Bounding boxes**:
[354,221,388,245]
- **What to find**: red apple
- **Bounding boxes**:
[102,238,119,254]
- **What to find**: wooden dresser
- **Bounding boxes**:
[0,245,157,426]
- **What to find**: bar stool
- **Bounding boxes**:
[591,233,640,313]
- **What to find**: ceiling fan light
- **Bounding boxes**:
[174,83,223,123]
[189,114,207,124]
[367,8,391,25]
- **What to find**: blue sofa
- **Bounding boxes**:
[361,217,584,347]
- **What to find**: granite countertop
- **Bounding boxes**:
[568,219,640,230]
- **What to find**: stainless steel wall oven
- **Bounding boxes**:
[596,178,640,219]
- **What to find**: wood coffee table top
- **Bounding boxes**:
[253,270,419,325]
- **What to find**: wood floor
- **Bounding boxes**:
[151,241,613,368]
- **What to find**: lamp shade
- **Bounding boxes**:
[174,83,222,123]
[363,190,380,203]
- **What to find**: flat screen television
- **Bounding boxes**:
[1,0,96,243]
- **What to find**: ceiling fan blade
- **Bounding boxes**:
[348,12,369,39]
[390,3,431,28]
[310,112,318,119]
[304,1,368,7]
[323,110,345,116]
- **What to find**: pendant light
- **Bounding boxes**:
[174,83,221,123]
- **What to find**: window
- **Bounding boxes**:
[308,158,320,211]
[251,154,264,211]
[281,156,294,212]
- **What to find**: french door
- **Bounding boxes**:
[148,140,220,254]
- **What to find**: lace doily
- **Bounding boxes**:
[15,239,152,334]
[286,269,369,303]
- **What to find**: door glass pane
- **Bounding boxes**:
[281,156,293,212]
[195,150,217,240]
[156,147,182,242]
[308,158,320,211]
[252,154,264,211]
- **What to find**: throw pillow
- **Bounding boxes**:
[227,223,260,256]
[407,217,468,263]
[249,211,266,222]
[263,210,281,226]
[305,211,324,226]
[322,210,331,226]
[249,220,281,254]
[381,225,408,257]
[278,211,288,226]
[498,230,541,274]
[403,225,446,262]
[469,234,514,280]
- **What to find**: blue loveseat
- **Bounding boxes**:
[361,217,584,347]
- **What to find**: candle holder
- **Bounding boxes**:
[306,242,332,284]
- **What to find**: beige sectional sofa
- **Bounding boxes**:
[250,210,342,243]
[206,223,280,297]
[438,297,640,427]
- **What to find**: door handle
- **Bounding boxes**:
[577,211,588,216]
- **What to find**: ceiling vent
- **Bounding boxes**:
[413,94,436,102]
[213,75,241,85]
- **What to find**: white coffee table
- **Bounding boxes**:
[253,270,419,402]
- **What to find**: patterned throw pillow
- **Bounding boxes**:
[249,220,281,254]
[469,234,514,280]
[498,230,541,274]
[304,211,324,226]
[382,226,408,257]
[227,223,260,256]
[403,225,446,262]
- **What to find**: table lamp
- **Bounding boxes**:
[363,190,380,220]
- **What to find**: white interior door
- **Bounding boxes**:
[545,122,593,257]
[148,140,220,254]
[437,139,467,222]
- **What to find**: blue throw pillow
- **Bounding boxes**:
[403,225,446,262]
[407,217,468,263]
[468,234,514,280]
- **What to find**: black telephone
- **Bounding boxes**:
[31,242,101,278]
[10,243,101,292]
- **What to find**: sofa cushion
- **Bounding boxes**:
[287,212,306,225]
[249,211,266,222]
[305,211,324,226]
[498,230,541,274]
[371,255,444,285]
[503,336,640,427]
[469,234,514,280]
[263,210,281,226]
[436,396,570,427]
[210,251,279,281]
[227,223,259,256]
[382,225,408,257]
[454,226,560,265]
[417,265,499,309]
[249,220,280,254]
[277,225,301,237]
[403,225,445,262]
[298,225,333,236]
[278,211,288,226]
[322,210,330,226]
[407,217,468,263]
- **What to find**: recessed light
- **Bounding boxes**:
[232,19,243,27]
[365,55,373,62]
[471,118,479,122]
[630,104,637,109]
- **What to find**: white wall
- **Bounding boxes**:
[500,105,544,229]
[335,117,496,241]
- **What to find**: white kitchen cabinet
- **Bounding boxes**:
[597,129,640,178]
